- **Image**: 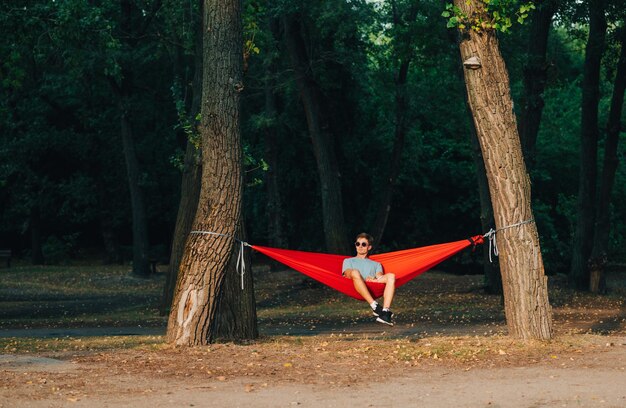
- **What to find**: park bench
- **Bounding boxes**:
[0,249,12,268]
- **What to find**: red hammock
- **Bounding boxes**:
[252,235,484,301]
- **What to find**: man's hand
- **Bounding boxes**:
[366,276,377,282]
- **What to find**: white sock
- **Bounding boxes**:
[383,308,389,312]
[370,301,378,310]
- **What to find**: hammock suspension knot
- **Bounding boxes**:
[482,218,534,263]
[189,230,249,290]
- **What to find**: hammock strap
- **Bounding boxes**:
[482,219,534,263]
[189,230,251,290]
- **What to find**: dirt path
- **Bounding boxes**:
[2,335,625,408]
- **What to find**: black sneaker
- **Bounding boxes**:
[376,310,394,326]
[372,303,384,317]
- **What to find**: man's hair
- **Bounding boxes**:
[355,232,374,245]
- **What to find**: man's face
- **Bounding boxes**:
[355,238,371,256]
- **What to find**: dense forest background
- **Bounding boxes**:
[1,0,625,279]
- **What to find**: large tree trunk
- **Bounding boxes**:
[166,0,247,345]
[469,114,502,295]
[161,9,204,315]
[453,0,552,340]
[282,14,349,254]
[213,220,258,340]
[570,0,607,290]
[161,141,202,313]
[518,0,557,169]
[446,18,502,294]
[589,28,626,293]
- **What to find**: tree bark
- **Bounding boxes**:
[161,8,204,315]
[213,220,258,341]
[589,28,626,293]
[469,111,502,295]
[282,14,349,255]
[570,0,607,290]
[166,0,247,345]
[161,141,202,313]
[446,17,502,295]
[453,0,552,340]
[518,0,557,169]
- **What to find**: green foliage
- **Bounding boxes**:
[442,0,535,33]
[1,0,625,274]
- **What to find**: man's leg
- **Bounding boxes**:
[344,270,376,304]
[376,273,396,309]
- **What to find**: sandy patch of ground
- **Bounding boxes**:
[1,334,625,407]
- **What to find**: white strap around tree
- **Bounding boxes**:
[189,230,250,290]
[482,219,535,263]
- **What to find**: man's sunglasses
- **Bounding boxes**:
[355,242,369,247]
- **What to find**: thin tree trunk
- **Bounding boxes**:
[100,215,122,264]
[282,14,349,255]
[161,8,204,315]
[30,204,44,265]
[166,0,246,345]
[453,0,553,340]
[589,29,626,293]
[570,0,607,290]
[118,98,151,277]
[264,81,286,249]
[264,17,286,250]
[371,57,410,244]
[518,0,557,169]
[110,0,151,277]
[370,1,418,244]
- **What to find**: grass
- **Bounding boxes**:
[0,264,166,329]
[1,335,165,354]
[1,261,624,350]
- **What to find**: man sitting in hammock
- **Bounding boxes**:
[342,233,395,326]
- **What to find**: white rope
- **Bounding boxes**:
[189,230,251,290]
[482,219,534,263]
[236,240,246,290]
[483,228,498,263]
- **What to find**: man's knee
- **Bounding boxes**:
[386,273,396,283]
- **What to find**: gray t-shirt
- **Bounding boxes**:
[342,257,383,279]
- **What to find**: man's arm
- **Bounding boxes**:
[374,263,384,279]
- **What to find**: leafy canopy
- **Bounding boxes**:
[442,0,536,33]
